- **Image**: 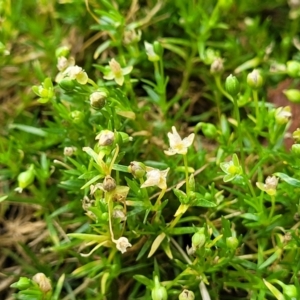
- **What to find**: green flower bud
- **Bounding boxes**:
[247,69,263,90]
[287,60,300,78]
[179,289,195,300]
[15,165,35,193]
[151,276,168,300]
[59,78,76,91]
[218,0,233,10]
[70,110,84,124]
[10,277,32,290]
[282,284,298,298]
[55,46,70,58]
[103,175,116,192]
[101,212,109,221]
[293,128,300,142]
[275,281,298,299]
[90,91,106,110]
[201,123,218,139]
[292,144,300,155]
[226,236,239,250]
[225,74,240,97]
[128,161,146,179]
[192,228,206,249]
[283,89,300,103]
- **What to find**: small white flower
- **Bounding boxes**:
[256,176,278,196]
[64,65,88,84]
[144,41,160,62]
[103,58,133,86]
[164,126,195,156]
[115,237,132,253]
[141,167,169,190]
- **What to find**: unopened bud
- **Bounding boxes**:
[225,74,240,97]
[283,89,300,103]
[64,146,77,156]
[226,236,239,250]
[70,110,84,124]
[90,91,106,110]
[103,175,116,192]
[59,78,76,91]
[293,128,300,142]
[210,58,224,75]
[247,69,263,90]
[192,228,206,249]
[32,273,52,293]
[15,165,35,193]
[287,60,300,78]
[201,123,218,139]
[292,144,300,155]
[10,277,31,290]
[153,41,163,57]
[151,276,168,300]
[128,161,146,178]
[179,289,195,300]
[95,130,115,146]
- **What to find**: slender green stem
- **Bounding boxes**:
[87,78,98,88]
[169,210,187,229]
[253,89,260,128]
[108,144,119,175]
[171,238,192,264]
[154,188,166,208]
[214,74,233,102]
[183,154,190,196]
[107,194,115,242]
[269,195,276,219]
[233,96,245,171]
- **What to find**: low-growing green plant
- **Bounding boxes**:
[3,0,300,299]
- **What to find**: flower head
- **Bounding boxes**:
[65,65,88,84]
[141,167,169,190]
[256,176,278,196]
[220,154,242,182]
[164,126,195,156]
[103,58,132,86]
[115,237,132,254]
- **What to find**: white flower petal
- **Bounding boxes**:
[115,75,124,86]
[165,127,194,156]
[115,237,132,253]
[122,65,133,75]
